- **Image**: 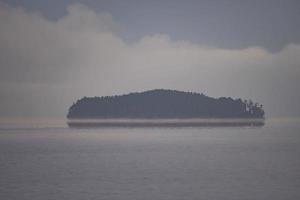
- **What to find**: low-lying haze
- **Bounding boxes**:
[0,2,300,118]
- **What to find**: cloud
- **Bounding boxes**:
[0,3,300,118]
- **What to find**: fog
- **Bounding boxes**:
[0,3,300,118]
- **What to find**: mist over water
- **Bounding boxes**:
[1,1,299,199]
[1,119,299,200]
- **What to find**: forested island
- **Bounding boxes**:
[67,89,265,121]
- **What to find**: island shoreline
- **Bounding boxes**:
[67,118,265,127]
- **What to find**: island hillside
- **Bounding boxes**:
[67,89,264,119]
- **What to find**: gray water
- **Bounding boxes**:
[0,120,299,200]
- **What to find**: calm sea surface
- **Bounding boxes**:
[0,119,299,200]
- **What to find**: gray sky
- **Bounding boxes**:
[0,0,300,118]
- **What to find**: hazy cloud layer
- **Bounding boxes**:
[3,0,300,52]
[0,3,300,118]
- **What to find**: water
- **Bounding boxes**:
[0,119,299,200]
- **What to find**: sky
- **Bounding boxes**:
[0,0,300,119]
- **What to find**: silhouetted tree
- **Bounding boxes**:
[67,89,265,119]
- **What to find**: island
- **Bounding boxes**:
[67,89,265,127]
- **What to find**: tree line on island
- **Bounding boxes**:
[67,89,265,119]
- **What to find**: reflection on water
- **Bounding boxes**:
[0,119,299,200]
[67,118,265,128]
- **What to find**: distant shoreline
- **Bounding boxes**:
[67,89,265,120]
[67,118,265,127]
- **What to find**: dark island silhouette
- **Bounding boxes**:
[67,89,265,127]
